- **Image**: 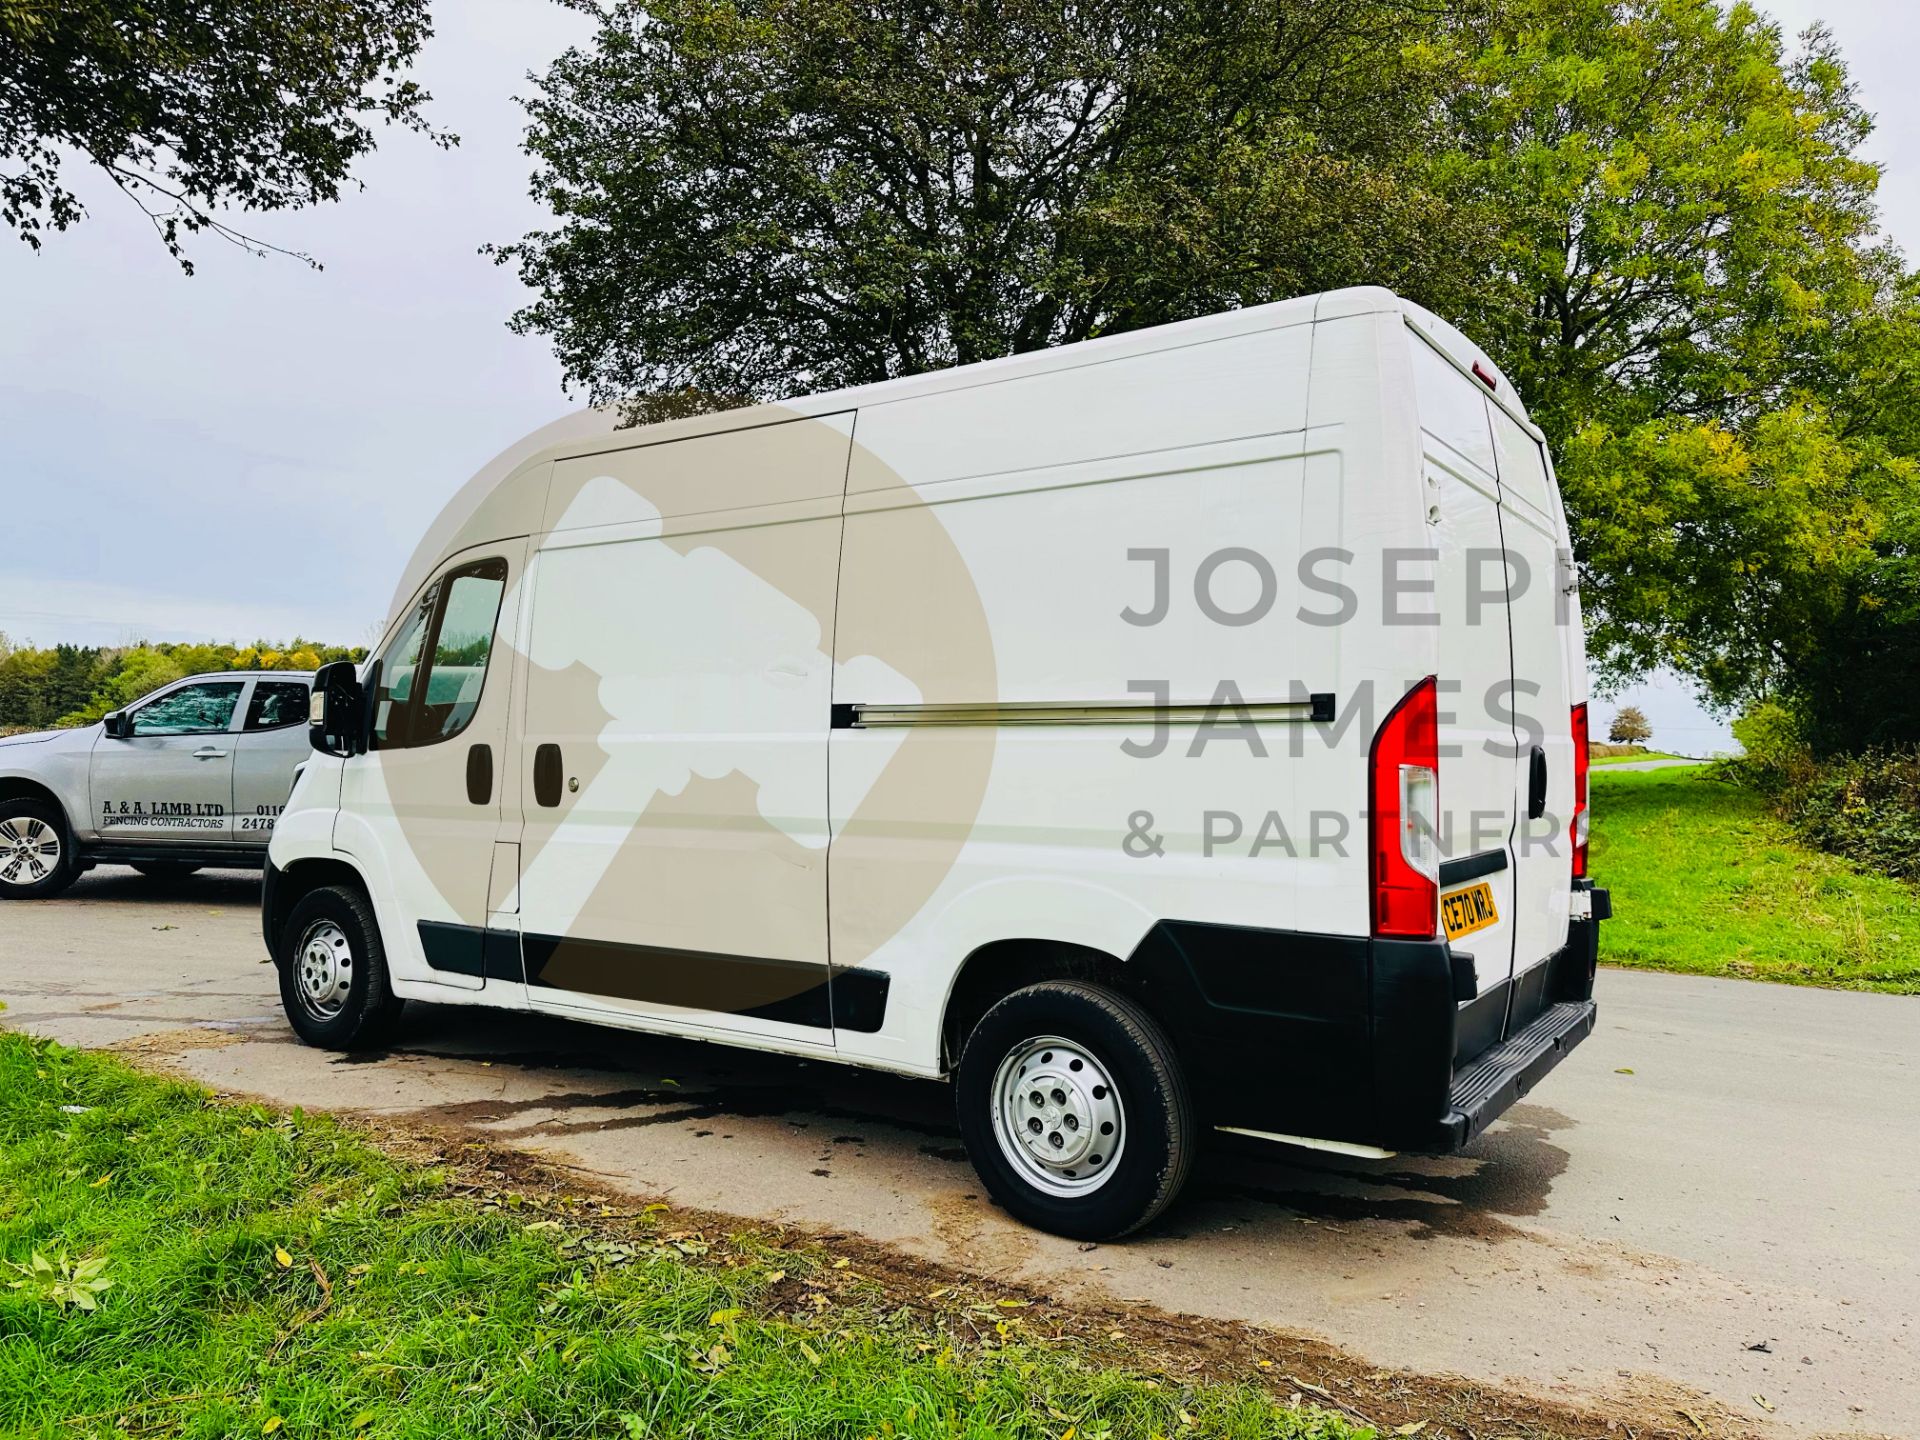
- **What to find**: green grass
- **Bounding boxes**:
[0,1035,1366,1440]
[1589,750,1686,767]
[1590,767,1920,993]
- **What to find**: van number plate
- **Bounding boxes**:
[1441,882,1499,940]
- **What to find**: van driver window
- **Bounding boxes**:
[131,681,244,736]
[371,584,438,749]
[369,558,508,750]
[416,564,508,744]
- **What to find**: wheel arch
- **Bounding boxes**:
[939,937,1135,1071]
[265,856,371,960]
[0,777,74,831]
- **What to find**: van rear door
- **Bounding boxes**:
[1489,405,1575,1007]
[1410,338,1520,1018]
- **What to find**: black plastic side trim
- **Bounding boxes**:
[418,920,487,978]
[86,844,266,868]
[1124,919,1374,1139]
[519,932,891,1033]
[831,968,891,1033]
[1439,848,1508,886]
[483,930,524,983]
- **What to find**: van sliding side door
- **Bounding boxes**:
[513,417,853,1047]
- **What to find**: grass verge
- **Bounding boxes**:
[1591,767,1920,993]
[0,1032,1397,1440]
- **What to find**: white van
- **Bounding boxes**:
[267,287,1608,1239]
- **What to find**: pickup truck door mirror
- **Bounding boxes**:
[102,710,130,739]
[309,659,377,758]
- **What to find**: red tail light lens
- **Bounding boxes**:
[1371,676,1440,938]
[1571,702,1591,878]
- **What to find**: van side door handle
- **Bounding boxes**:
[192,746,228,760]
[1528,745,1548,820]
[533,743,563,808]
[466,743,494,806]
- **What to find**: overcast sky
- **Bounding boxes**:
[0,0,1908,753]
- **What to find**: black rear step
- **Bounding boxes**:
[1433,999,1596,1150]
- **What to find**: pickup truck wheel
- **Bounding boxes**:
[277,885,403,1050]
[956,980,1194,1241]
[129,861,202,882]
[0,797,77,900]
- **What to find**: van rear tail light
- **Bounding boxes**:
[1571,703,1591,878]
[1371,676,1439,939]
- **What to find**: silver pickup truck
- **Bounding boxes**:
[0,671,313,898]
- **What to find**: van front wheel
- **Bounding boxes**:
[956,981,1194,1241]
[277,885,403,1050]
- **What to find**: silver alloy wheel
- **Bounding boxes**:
[0,814,60,888]
[990,1034,1126,1197]
[295,919,354,1021]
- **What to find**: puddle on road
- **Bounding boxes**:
[314,1006,1578,1248]
[1186,1104,1575,1242]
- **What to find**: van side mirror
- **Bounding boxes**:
[103,710,130,739]
[309,659,376,758]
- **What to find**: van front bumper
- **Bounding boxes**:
[261,859,281,958]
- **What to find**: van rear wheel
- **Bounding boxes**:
[277,885,403,1050]
[956,980,1194,1241]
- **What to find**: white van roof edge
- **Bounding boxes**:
[392,288,1538,622]
[1397,299,1546,444]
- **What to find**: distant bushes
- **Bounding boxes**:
[1725,703,1920,884]
[0,636,363,733]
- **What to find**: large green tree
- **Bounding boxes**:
[0,0,449,268]
[498,0,1920,713]
[1437,0,1919,701]
[492,0,1484,415]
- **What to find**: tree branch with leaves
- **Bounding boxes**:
[0,0,453,270]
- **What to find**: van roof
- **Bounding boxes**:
[392,288,1537,625]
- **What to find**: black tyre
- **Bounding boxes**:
[129,861,202,882]
[276,884,404,1050]
[956,980,1194,1240]
[0,796,78,900]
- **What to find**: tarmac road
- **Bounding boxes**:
[1,867,1914,1437]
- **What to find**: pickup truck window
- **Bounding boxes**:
[246,680,311,731]
[131,681,243,736]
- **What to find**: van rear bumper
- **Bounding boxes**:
[1126,886,1608,1154]
[1428,998,1595,1150]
